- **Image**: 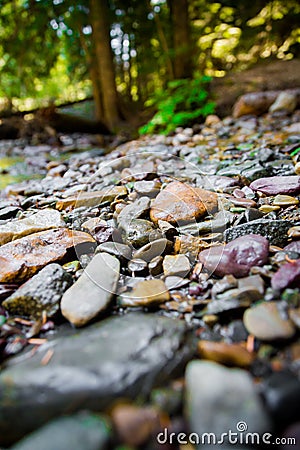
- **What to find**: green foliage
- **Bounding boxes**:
[139,76,215,135]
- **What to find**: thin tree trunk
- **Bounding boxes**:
[89,0,122,130]
[170,0,192,79]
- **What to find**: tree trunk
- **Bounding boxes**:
[170,0,192,79]
[89,0,122,130]
[79,31,104,122]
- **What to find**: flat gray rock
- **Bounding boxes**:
[10,412,111,450]
[61,252,120,327]
[185,360,271,447]
[0,313,194,446]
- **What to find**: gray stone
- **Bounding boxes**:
[185,360,271,446]
[0,313,194,446]
[117,197,150,229]
[2,263,72,318]
[133,238,173,262]
[163,254,191,277]
[224,219,290,247]
[10,413,111,450]
[61,253,120,327]
[134,180,161,198]
[96,242,132,262]
[121,219,156,247]
[243,301,296,341]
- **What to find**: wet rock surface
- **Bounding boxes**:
[1,110,300,448]
[61,253,120,326]
[0,313,193,446]
[3,263,72,318]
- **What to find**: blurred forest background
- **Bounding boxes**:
[0,0,300,133]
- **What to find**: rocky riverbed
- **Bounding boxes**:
[0,111,300,449]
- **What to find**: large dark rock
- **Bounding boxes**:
[224,219,290,247]
[0,313,194,446]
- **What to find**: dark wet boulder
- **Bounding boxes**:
[0,313,194,446]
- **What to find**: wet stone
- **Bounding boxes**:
[262,371,300,427]
[133,238,173,262]
[0,209,65,246]
[0,228,95,283]
[185,361,271,441]
[119,279,170,307]
[150,181,218,225]
[197,340,254,368]
[243,301,296,341]
[117,196,150,228]
[3,264,72,319]
[217,161,268,181]
[199,234,269,278]
[61,253,120,327]
[96,241,132,262]
[163,254,191,278]
[10,413,111,450]
[56,186,127,210]
[149,255,163,276]
[121,219,157,247]
[224,219,290,247]
[271,259,300,291]
[128,258,148,276]
[134,180,161,198]
[284,240,300,253]
[273,194,299,206]
[0,312,193,446]
[250,176,300,195]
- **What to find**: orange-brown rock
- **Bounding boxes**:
[56,186,127,211]
[150,181,218,225]
[0,228,95,283]
[111,403,164,447]
[198,340,254,368]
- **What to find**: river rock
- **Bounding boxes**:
[10,413,111,450]
[197,340,254,368]
[163,254,191,277]
[0,313,193,446]
[150,181,218,225]
[0,209,64,246]
[61,253,120,327]
[269,91,297,113]
[224,219,290,247]
[199,234,269,278]
[96,241,132,261]
[56,186,127,210]
[271,259,300,291]
[2,264,72,318]
[0,228,95,283]
[243,301,296,341]
[134,180,161,197]
[185,361,271,442]
[284,240,300,253]
[121,219,156,247]
[119,279,170,307]
[273,194,299,206]
[250,176,300,195]
[262,371,300,427]
[132,238,172,262]
[117,196,150,228]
